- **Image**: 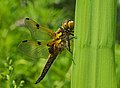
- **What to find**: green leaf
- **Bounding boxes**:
[72,0,117,88]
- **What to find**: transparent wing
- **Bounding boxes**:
[25,18,55,40]
[18,40,49,59]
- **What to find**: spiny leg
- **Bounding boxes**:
[69,36,77,40]
[66,36,76,64]
[66,36,77,53]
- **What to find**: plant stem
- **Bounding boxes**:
[71,0,117,88]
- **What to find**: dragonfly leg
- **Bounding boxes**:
[71,58,76,65]
[69,36,77,40]
[66,36,72,53]
[66,36,76,65]
[66,36,77,53]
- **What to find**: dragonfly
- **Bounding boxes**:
[18,18,74,84]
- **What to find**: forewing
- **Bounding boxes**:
[18,40,49,59]
[25,18,55,40]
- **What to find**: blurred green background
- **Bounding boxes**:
[0,0,120,88]
[0,0,75,88]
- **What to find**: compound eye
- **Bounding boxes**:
[62,22,68,29]
[68,20,74,29]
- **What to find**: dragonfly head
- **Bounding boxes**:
[62,20,74,31]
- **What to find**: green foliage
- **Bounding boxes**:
[116,44,120,88]
[72,0,117,88]
[0,0,75,87]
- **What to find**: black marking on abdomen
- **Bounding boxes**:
[48,46,54,54]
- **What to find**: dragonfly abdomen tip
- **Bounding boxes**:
[35,78,42,84]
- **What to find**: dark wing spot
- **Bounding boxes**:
[22,40,28,43]
[37,41,41,45]
[26,18,29,20]
[36,24,39,29]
